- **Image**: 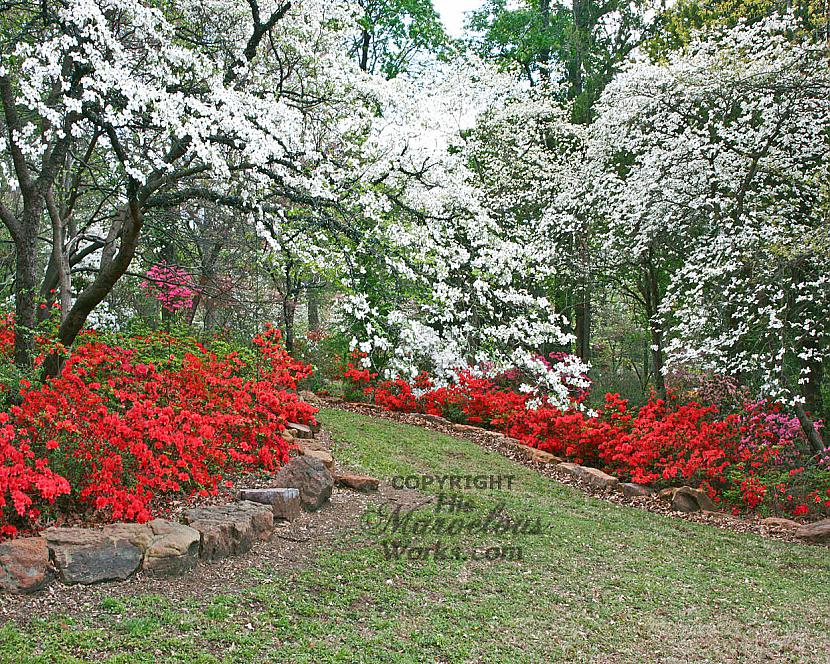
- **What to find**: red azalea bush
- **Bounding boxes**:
[348,362,830,518]
[0,322,316,538]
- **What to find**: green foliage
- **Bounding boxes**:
[354,0,449,77]
[468,0,654,121]
[646,0,830,58]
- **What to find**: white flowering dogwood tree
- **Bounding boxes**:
[587,18,830,447]
[0,0,371,368]
[324,61,592,404]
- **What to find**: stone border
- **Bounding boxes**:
[0,419,380,595]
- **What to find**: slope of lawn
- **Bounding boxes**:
[1,407,829,663]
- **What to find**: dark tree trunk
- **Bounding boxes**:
[282,296,296,353]
[539,0,551,82]
[359,29,370,72]
[795,403,826,454]
[801,357,825,419]
[189,239,224,328]
[56,201,143,353]
[574,293,590,362]
[574,232,591,363]
[568,0,585,98]
[13,226,38,368]
[307,286,321,332]
[639,253,666,398]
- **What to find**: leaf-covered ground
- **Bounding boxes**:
[1,408,829,663]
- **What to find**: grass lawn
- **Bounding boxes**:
[1,407,829,663]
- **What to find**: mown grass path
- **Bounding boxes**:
[1,408,829,663]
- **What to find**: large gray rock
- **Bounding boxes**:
[186,501,274,561]
[237,488,302,521]
[44,527,143,585]
[272,456,333,511]
[557,463,620,490]
[796,518,830,544]
[0,537,52,593]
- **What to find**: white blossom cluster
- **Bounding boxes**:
[584,17,830,404]
[326,60,592,406]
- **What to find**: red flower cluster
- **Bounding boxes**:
[0,326,316,538]
[350,366,830,517]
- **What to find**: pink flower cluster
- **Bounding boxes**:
[141,262,198,312]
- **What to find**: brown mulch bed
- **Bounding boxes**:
[325,399,818,548]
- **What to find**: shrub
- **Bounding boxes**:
[349,360,830,517]
[0,323,316,538]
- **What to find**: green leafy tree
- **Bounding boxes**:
[351,0,449,78]
[467,0,657,122]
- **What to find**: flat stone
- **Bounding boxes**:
[143,520,200,576]
[515,444,562,465]
[185,501,274,561]
[796,518,830,544]
[272,456,333,511]
[659,486,717,513]
[0,537,52,594]
[304,449,334,471]
[286,422,314,439]
[557,463,620,490]
[299,439,330,454]
[761,517,802,531]
[621,483,654,497]
[237,488,302,521]
[335,474,380,492]
[281,428,295,442]
[44,527,142,585]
